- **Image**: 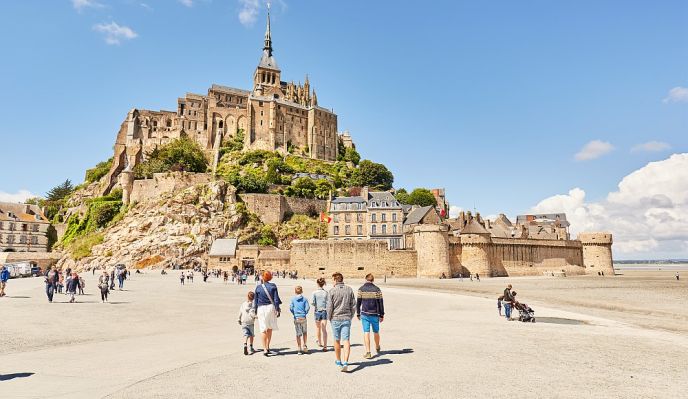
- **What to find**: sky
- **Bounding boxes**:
[0,0,686,259]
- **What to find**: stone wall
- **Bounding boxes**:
[487,237,585,277]
[579,232,614,275]
[129,172,212,204]
[289,240,417,279]
[239,194,326,224]
[0,251,62,270]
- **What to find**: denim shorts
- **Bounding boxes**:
[314,310,327,321]
[331,319,351,341]
[361,314,380,333]
[242,325,255,337]
[294,319,307,337]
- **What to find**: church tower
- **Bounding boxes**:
[253,4,281,96]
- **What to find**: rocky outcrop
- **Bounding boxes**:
[58,180,243,271]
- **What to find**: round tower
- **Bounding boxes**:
[459,234,493,277]
[578,232,614,275]
[413,224,451,278]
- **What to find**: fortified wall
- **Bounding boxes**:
[288,226,614,278]
[289,240,418,278]
[126,172,212,204]
[239,194,326,224]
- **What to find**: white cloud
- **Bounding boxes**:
[179,0,194,7]
[574,140,614,161]
[72,0,104,12]
[663,86,688,103]
[631,141,671,153]
[449,205,463,218]
[0,190,36,203]
[532,153,688,258]
[238,0,261,26]
[140,3,153,11]
[93,22,138,45]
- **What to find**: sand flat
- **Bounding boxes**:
[0,271,686,398]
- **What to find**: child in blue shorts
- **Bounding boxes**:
[238,291,256,355]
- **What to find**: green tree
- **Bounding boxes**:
[85,158,113,183]
[344,147,361,165]
[285,177,317,198]
[258,225,277,246]
[314,179,334,199]
[407,188,438,207]
[395,188,410,204]
[350,160,394,191]
[133,137,208,178]
[46,180,74,201]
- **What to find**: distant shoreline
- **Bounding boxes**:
[614,263,688,271]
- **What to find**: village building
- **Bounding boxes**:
[0,203,50,252]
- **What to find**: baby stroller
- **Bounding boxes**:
[514,302,535,323]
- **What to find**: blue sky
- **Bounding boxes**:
[1,0,687,258]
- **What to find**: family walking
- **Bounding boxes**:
[237,271,385,372]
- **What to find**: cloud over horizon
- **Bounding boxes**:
[0,190,36,203]
[93,22,138,45]
[532,153,688,258]
[574,140,614,161]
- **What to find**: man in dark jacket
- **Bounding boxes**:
[45,266,59,303]
[356,273,385,359]
[0,265,10,297]
[503,284,514,320]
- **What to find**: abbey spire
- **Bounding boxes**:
[263,3,273,56]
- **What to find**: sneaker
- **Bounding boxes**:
[298,350,303,355]
[250,346,255,353]
[244,346,248,355]
[341,363,348,372]
[364,352,372,359]
[335,360,342,369]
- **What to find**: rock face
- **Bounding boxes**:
[58,180,243,271]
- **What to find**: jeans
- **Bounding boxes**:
[331,319,352,341]
[504,303,512,319]
[46,284,55,302]
[118,277,124,289]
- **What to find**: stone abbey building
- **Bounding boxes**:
[102,9,345,194]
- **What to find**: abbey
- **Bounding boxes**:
[102,9,345,194]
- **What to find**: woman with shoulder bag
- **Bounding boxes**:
[253,271,282,356]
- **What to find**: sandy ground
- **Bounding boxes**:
[1,271,687,399]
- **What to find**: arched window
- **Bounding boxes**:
[219,120,224,128]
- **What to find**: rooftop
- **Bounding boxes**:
[208,238,238,257]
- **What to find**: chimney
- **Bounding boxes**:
[24,204,31,214]
[360,186,369,200]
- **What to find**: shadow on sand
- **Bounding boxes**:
[536,317,588,325]
[0,372,34,381]
[345,358,393,373]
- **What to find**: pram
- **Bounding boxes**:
[514,302,535,322]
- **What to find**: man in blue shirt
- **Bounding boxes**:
[0,265,10,297]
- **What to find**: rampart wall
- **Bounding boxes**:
[289,240,417,278]
[487,238,585,276]
[239,194,326,224]
[129,172,212,204]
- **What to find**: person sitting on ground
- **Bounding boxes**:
[290,285,311,355]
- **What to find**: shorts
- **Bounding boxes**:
[361,314,380,333]
[314,310,327,321]
[294,319,307,337]
[331,319,351,342]
[242,325,255,337]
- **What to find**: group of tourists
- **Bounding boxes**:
[179,270,194,284]
[237,271,385,372]
[42,266,86,303]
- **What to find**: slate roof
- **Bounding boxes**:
[208,238,238,257]
[331,196,366,204]
[258,50,279,70]
[0,203,49,223]
[460,220,490,235]
[404,206,434,226]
